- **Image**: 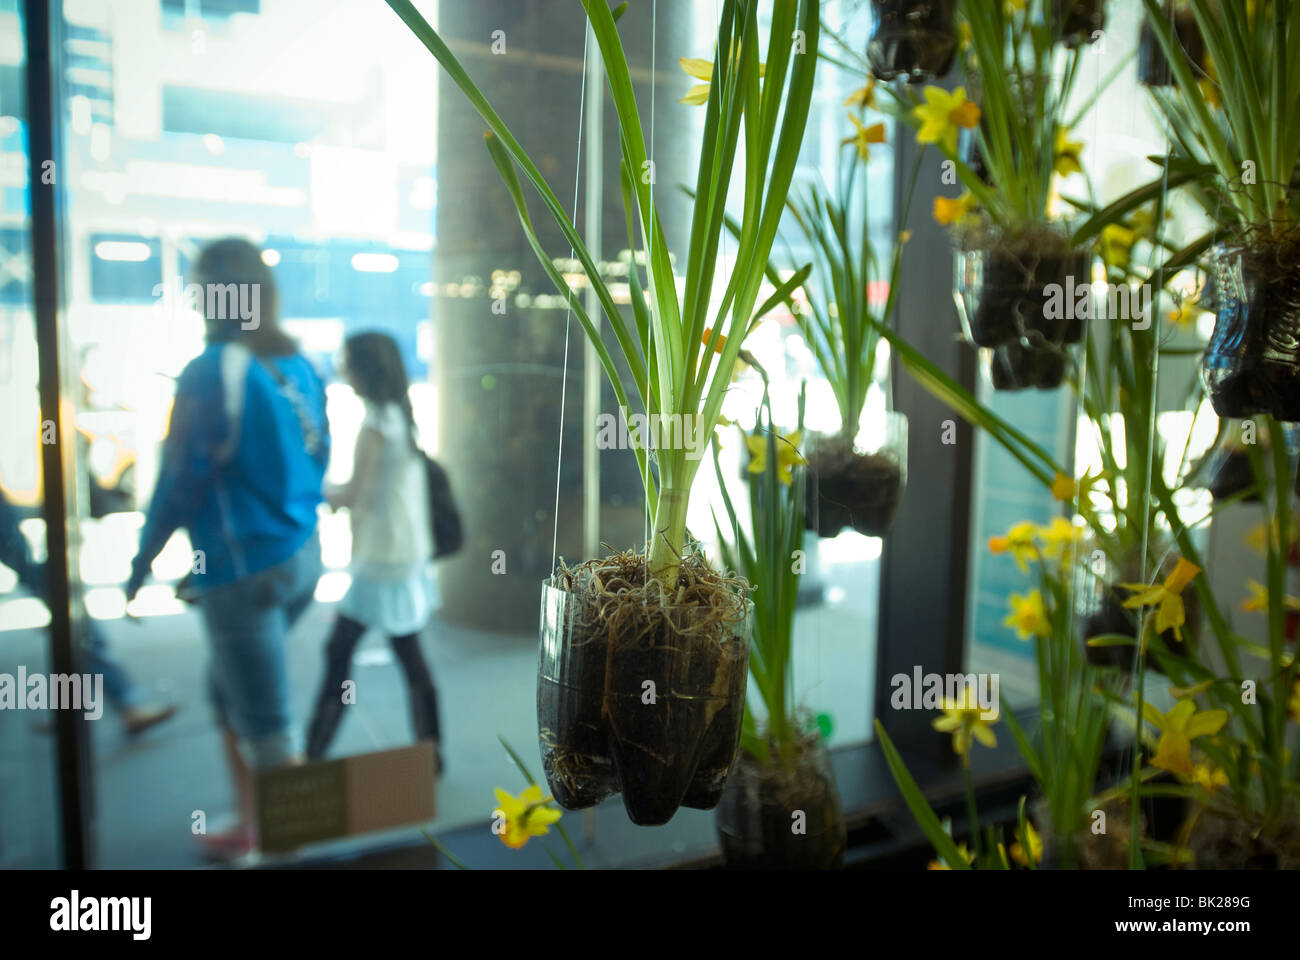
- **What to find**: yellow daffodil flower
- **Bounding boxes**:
[493,785,562,849]
[988,520,1039,571]
[1004,589,1051,640]
[843,81,876,110]
[843,114,887,161]
[932,689,999,759]
[1053,126,1084,178]
[745,428,806,485]
[933,191,979,227]
[1246,523,1268,554]
[928,843,974,870]
[679,47,764,106]
[1191,762,1229,792]
[1241,579,1269,613]
[1200,52,1221,109]
[1238,579,1300,614]
[1119,557,1201,642]
[913,86,981,155]
[1051,472,1076,501]
[1245,514,1299,557]
[1038,516,1082,561]
[1141,699,1228,777]
[1010,820,1042,867]
[702,326,727,354]
[1099,223,1136,272]
[679,57,714,105]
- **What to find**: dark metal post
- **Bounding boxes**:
[874,94,977,761]
[24,0,94,869]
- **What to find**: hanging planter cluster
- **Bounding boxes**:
[778,131,910,538]
[1135,0,1300,423]
[384,0,822,825]
[878,2,1098,392]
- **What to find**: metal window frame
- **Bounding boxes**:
[18,0,982,868]
[873,72,978,765]
[24,0,94,870]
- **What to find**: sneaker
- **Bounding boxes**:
[196,823,257,862]
[123,704,178,737]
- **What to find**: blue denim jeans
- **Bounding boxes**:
[1,494,143,712]
[86,623,143,711]
[197,530,322,768]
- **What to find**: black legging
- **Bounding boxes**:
[305,614,442,768]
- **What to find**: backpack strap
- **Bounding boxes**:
[214,342,253,464]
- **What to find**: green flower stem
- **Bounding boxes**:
[963,759,982,862]
[648,485,691,585]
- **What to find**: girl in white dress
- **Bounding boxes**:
[305,331,442,771]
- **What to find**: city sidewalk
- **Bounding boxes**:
[0,546,876,868]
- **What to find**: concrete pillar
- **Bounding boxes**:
[432,0,702,632]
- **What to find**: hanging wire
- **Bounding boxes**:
[1126,0,1181,867]
[643,0,659,552]
[550,24,591,575]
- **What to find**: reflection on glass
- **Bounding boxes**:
[4,0,893,867]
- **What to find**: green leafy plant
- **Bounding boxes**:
[384,0,819,586]
[1142,0,1300,237]
[865,0,1097,236]
[781,144,911,444]
[423,736,586,870]
[875,722,1045,870]
[712,381,807,769]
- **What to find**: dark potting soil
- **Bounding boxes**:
[804,443,903,538]
[866,0,958,82]
[716,748,846,869]
[961,241,1091,348]
[1189,810,1300,869]
[538,561,751,825]
[603,615,749,824]
[1208,450,1262,502]
[989,340,1067,391]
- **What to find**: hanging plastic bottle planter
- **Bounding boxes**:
[380,0,822,826]
[538,558,753,825]
[1053,0,1106,48]
[1137,7,1204,87]
[867,0,959,83]
[715,729,846,869]
[804,411,908,538]
[984,339,1069,391]
[1202,244,1300,422]
[954,226,1093,353]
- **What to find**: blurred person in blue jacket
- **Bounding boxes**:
[0,489,176,735]
[126,237,330,860]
